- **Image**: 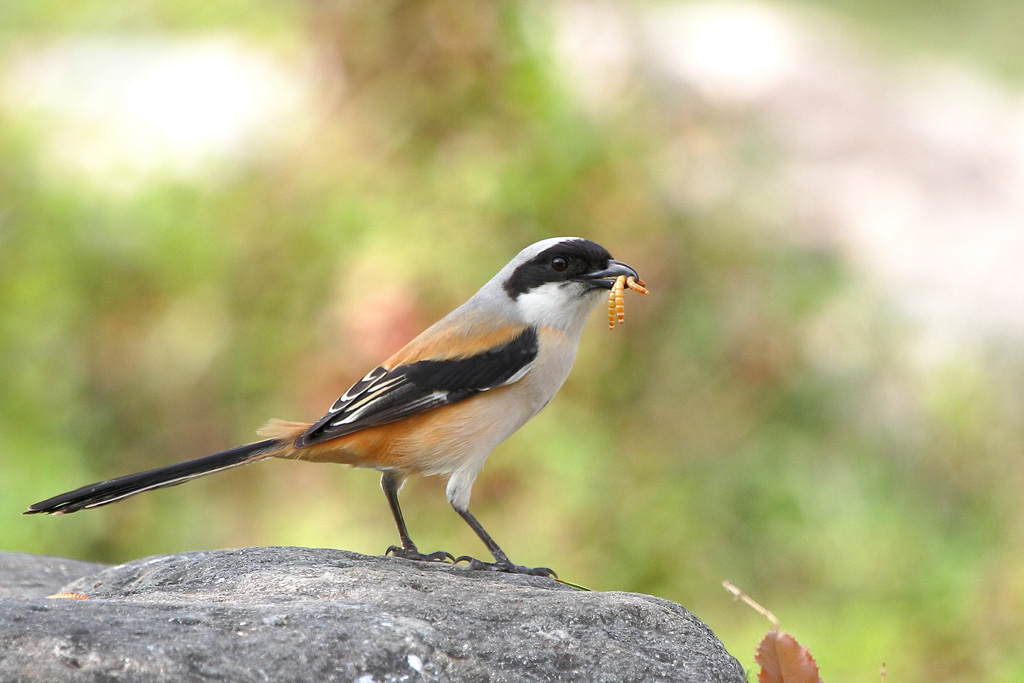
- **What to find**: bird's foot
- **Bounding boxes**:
[385,545,455,564]
[454,555,557,578]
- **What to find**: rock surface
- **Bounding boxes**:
[0,547,745,682]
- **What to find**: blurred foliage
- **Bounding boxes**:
[790,0,1024,83]
[2,2,1024,682]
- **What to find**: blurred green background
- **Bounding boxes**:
[2,1,1023,681]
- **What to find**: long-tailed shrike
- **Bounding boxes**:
[28,237,645,576]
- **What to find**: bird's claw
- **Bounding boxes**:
[385,545,455,564]
[454,555,557,578]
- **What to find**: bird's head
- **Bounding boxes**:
[491,237,642,333]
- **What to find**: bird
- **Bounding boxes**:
[26,237,645,577]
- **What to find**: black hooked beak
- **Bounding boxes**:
[578,259,641,289]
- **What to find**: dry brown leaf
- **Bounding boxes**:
[756,630,822,683]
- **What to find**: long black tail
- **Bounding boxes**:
[25,439,283,515]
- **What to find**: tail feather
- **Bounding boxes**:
[25,439,283,515]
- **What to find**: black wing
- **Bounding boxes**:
[294,327,539,448]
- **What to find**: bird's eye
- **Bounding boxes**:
[551,257,568,272]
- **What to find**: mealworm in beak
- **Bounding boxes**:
[608,275,648,328]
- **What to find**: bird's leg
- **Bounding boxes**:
[453,507,556,578]
[381,472,454,563]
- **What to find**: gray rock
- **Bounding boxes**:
[0,547,745,682]
[0,552,108,599]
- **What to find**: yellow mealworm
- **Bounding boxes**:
[608,275,626,328]
[607,275,649,329]
[615,280,626,325]
[626,276,648,295]
[47,592,90,600]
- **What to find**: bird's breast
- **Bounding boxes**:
[392,325,579,475]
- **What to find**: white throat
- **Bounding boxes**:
[515,282,603,335]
